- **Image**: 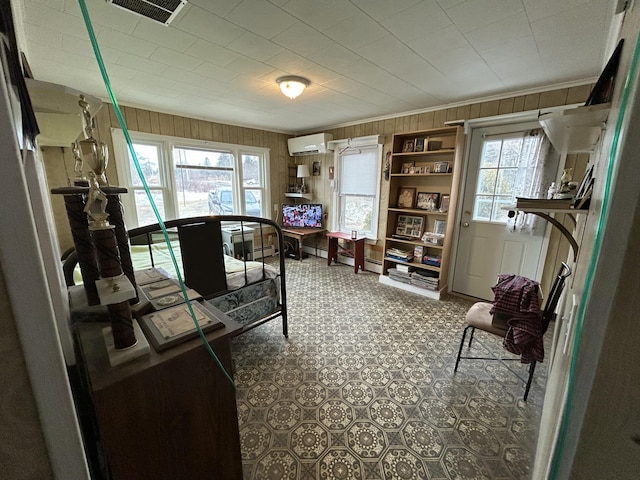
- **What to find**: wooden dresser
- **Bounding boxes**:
[75,304,243,480]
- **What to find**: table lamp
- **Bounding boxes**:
[297,164,310,193]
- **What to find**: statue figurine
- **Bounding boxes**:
[78,95,109,186]
[84,172,110,229]
[560,168,573,194]
[72,142,86,185]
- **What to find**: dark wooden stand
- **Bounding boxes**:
[281,227,326,260]
[327,231,366,273]
[75,303,243,480]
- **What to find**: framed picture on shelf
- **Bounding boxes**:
[416,192,440,211]
[401,161,414,174]
[402,139,415,152]
[414,138,425,152]
[573,164,594,209]
[433,219,447,235]
[396,215,424,238]
[439,194,450,213]
[397,187,416,208]
[434,161,449,173]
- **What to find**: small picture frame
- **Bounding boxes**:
[397,187,416,209]
[396,215,424,238]
[414,138,425,152]
[416,192,440,211]
[573,164,594,209]
[434,161,450,173]
[439,194,450,213]
[312,161,321,176]
[402,140,415,152]
[433,219,447,235]
[427,140,443,151]
[402,161,414,174]
[423,165,431,174]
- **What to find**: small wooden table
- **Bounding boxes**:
[281,227,326,260]
[327,231,366,273]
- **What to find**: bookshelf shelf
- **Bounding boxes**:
[380,126,464,299]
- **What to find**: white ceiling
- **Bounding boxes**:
[16,0,616,134]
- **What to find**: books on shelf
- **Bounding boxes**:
[515,197,573,209]
[422,254,442,267]
[386,248,414,262]
[388,267,412,284]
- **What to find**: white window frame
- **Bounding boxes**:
[111,129,271,228]
[330,135,383,240]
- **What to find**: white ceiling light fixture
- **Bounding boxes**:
[276,76,310,100]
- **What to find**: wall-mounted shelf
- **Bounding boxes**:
[285,192,313,200]
[538,103,610,154]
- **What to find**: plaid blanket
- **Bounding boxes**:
[490,274,543,363]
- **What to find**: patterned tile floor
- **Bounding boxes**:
[231,256,548,479]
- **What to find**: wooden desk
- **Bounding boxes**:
[75,303,243,480]
[281,227,326,260]
[327,231,366,273]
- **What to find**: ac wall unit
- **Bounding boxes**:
[287,133,334,156]
[107,0,187,25]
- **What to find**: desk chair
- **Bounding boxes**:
[454,262,571,401]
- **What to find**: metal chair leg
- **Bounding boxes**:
[468,326,476,348]
[454,325,472,373]
[523,360,537,401]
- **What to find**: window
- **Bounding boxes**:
[112,130,270,228]
[473,132,544,223]
[332,137,383,239]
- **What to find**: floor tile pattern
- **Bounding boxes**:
[231,257,548,479]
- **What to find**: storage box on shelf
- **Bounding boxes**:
[379,126,464,299]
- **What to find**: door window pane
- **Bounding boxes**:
[473,133,543,223]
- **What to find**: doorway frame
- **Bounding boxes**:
[447,105,577,297]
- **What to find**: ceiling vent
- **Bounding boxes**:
[107,0,187,25]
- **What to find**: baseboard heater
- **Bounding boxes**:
[254,245,276,259]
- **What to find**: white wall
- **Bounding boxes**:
[535,3,640,478]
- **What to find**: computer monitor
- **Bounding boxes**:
[282,204,323,228]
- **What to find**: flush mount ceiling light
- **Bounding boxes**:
[276,76,310,99]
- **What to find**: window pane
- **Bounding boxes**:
[476,169,497,195]
[496,168,517,196]
[129,144,161,187]
[499,138,523,167]
[244,189,262,217]
[342,195,373,232]
[134,190,165,226]
[174,147,233,168]
[480,140,501,168]
[473,195,493,221]
[242,154,261,187]
[492,197,512,222]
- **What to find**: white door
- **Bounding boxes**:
[452,122,553,300]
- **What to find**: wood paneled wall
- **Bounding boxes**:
[44,84,592,275]
[43,105,291,253]
[300,84,593,268]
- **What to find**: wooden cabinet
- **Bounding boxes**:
[379,126,464,299]
[76,305,244,480]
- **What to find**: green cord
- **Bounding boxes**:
[77,0,235,389]
[549,34,640,479]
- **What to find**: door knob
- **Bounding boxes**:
[462,222,469,228]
